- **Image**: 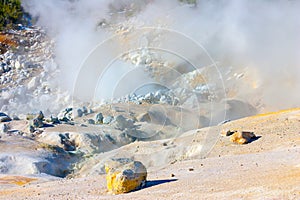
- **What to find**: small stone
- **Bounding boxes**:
[75,108,83,118]
[103,116,113,124]
[0,123,9,134]
[27,77,38,90]
[0,112,11,122]
[29,125,35,133]
[26,114,35,120]
[188,168,194,171]
[15,60,21,69]
[87,119,95,124]
[221,130,236,136]
[58,108,73,122]
[230,131,256,144]
[32,118,44,128]
[95,113,103,124]
[82,106,88,114]
[12,115,20,120]
[50,116,60,124]
[36,111,44,121]
[105,158,147,194]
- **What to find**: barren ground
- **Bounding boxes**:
[0,108,299,199]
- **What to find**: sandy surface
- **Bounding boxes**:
[0,108,299,199]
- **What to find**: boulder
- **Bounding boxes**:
[230,131,256,144]
[105,158,147,194]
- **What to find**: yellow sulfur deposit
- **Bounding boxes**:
[0,176,37,186]
[230,131,256,144]
[105,158,147,194]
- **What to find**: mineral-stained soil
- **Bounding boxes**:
[0,108,299,199]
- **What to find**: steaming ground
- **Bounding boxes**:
[22,0,300,111]
[0,0,300,199]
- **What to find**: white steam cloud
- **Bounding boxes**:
[22,0,300,112]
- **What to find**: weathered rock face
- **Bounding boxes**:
[230,131,256,144]
[105,158,147,194]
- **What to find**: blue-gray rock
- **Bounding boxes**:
[0,123,9,134]
[75,108,83,118]
[58,108,73,122]
[82,106,88,114]
[112,115,134,130]
[36,111,44,120]
[0,113,11,122]
[87,119,95,124]
[32,118,44,128]
[95,113,104,124]
[29,125,35,133]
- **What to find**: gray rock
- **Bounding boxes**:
[95,113,104,124]
[29,125,35,133]
[0,113,11,122]
[58,108,73,122]
[32,118,44,128]
[112,115,134,130]
[36,111,44,121]
[103,116,114,124]
[75,108,83,118]
[87,119,95,124]
[27,77,38,90]
[88,108,94,114]
[0,123,9,134]
[12,114,20,120]
[82,106,88,114]
[50,116,60,124]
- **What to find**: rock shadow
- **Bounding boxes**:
[248,135,261,143]
[144,179,178,189]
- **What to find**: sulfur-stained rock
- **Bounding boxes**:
[221,130,236,136]
[105,158,147,194]
[230,131,256,144]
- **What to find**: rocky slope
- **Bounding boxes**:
[0,108,299,199]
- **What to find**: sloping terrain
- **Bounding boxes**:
[0,108,299,199]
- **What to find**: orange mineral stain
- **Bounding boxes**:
[0,176,37,186]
